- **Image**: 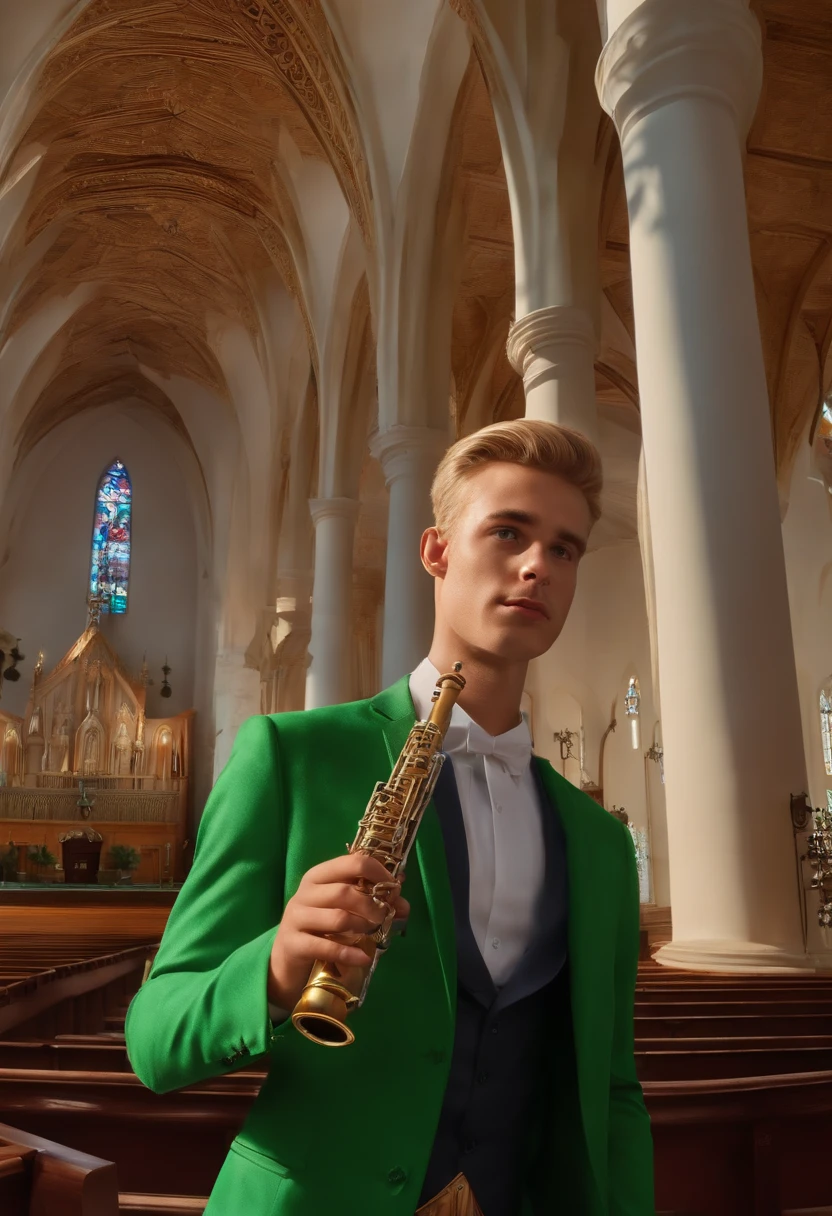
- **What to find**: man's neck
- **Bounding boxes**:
[427,644,527,738]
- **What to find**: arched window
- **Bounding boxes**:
[819,399,832,458]
[89,460,131,614]
[821,683,832,776]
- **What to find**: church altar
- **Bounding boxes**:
[0,624,192,884]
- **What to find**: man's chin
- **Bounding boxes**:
[479,632,557,665]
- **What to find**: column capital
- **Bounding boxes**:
[308,497,358,528]
[370,425,449,485]
[506,305,596,382]
[595,0,762,143]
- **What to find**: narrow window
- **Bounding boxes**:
[90,460,132,614]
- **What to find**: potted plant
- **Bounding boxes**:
[107,844,141,884]
[27,845,59,883]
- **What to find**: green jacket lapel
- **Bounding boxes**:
[369,677,457,1019]
[535,759,613,1199]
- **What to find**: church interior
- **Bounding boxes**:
[0,0,831,1212]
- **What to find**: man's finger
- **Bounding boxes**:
[306,853,392,887]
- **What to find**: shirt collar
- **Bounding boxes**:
[408,657,532,769]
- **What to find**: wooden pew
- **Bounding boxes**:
[638,999,832,1018]
[6,939,832,1211]
[0,947,152,1039]
[638,1045,832,1081]
[0,1040,132,1070]
[0,1120,118,1214]
[637,983,832,1002]
[636,1013,832,1038]
[0,1066,263,1196]
[646,1071,832,1216]
[119,1197,207,1213]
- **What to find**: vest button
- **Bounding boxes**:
[463,1139,478,1154]
[477,1070,489,1084]
[387,1167,406,1186]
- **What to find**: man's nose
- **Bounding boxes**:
[520,546,550,582]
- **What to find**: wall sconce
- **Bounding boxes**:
[2,640,25,683]
[645,742,665,784]
[553,728,577,762]
[160,658,172,699]
[624,676,641,750]
[553,728,577,777]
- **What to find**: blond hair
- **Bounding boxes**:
[431,419,603,535]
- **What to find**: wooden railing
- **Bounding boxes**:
[36,776,185,793]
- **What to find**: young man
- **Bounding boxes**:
[126,419,655,1215]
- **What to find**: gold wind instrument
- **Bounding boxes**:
[291,662,466,1047]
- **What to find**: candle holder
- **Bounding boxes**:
[553,728,577,775]
[807,807,832,929]
[791,792,832,951]
[645,742,665,784]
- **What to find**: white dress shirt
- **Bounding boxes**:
[409,658,545,987]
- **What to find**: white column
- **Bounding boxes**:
[306,498,358,710]
[371,426,447,688]
[507,305,598,441]
[596,0,809,971]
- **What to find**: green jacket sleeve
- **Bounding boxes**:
[607,823,656,1214]
[125,714,286,1094]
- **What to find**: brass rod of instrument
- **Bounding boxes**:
[290,661,465,1047]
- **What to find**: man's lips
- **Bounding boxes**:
[501,598,550,620]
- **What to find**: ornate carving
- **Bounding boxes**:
[224,0,372,242]
[0,787,182,824]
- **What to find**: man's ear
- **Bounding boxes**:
[421,527,448,577]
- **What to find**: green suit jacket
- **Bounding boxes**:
[125,679,655,1215]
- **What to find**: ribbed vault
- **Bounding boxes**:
[0,0,378,456]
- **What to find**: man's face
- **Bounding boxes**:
[425,462,593,664]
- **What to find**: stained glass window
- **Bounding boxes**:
[89,460,131,614]
[628,824,652,904]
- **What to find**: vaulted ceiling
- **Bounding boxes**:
[1,0,830,496]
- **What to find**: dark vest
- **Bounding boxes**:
[418,758,569,1215]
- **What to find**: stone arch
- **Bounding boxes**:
[151,725,174,784]
[76,718,104,777]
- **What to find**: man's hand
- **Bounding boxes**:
[267,854,409,1011]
